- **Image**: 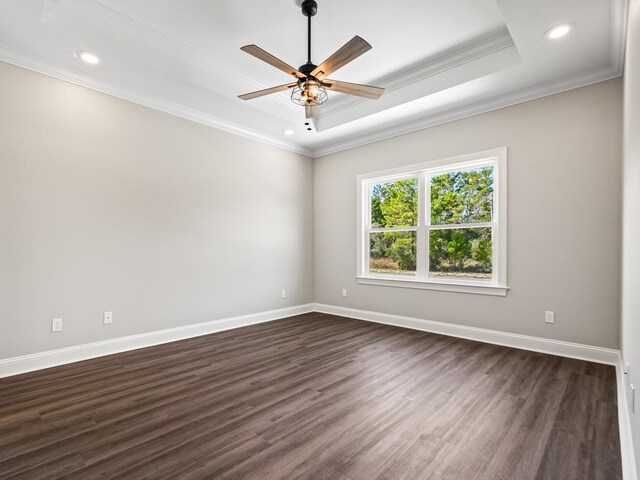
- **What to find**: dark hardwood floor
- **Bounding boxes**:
[0,313,621,479]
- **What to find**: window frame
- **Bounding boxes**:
[356,147,508,296]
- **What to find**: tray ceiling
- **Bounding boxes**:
[0,0,627,157]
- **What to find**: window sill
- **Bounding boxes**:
[356,276,509,296]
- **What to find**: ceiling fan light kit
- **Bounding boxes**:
[291,79,328,107]
[238,0,384,129]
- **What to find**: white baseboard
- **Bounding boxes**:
[0,303,314,379]
[1,302,619,378]
[617,353,639,480]
[0,302,635,477]
[312,303,619,365]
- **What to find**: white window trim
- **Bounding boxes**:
[356,147,508,296]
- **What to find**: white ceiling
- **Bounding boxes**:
[0,0,627,157]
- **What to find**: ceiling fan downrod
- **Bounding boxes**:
[300,0,318,75]
[301,0,319,130]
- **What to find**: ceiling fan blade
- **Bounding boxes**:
[311,36,372,79]
[238,83,297,100]
[241,45,306,79]
[322,79,384,100]
[305,104,320,119]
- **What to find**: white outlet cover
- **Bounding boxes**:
[103,311,113,324]
[51,318,63,332]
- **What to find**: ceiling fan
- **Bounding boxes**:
[238,0,384,130]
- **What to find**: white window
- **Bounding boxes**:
[357,148,508,296]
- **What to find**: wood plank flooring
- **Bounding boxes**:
[0,313,622,479]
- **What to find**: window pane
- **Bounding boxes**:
[370,231,417,275]
[429,227,492,280]
[430,167,493,225]
[371,178,418,228]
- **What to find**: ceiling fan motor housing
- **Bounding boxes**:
[301,0,318,17]
[298,63,317,76]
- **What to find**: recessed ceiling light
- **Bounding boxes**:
[74,51,101,65]
[283,129,295,136]
[544,23,573,40]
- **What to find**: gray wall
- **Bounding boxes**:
[314,79,622,349]
[622,0,640,474]
[0,59,625,362]
[0,61,314,359]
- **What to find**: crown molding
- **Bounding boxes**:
[2,40,620,162]
[0,49,313,158]
[611,0,628,75]
[320,28,516,118]
[0,46,622,162]
[310,63,623,158]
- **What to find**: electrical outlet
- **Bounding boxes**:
[281,289,286,298]
[342,288,347,297]
[544,311,555,324]
[103,311,113,324]
[51,318,63,332]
